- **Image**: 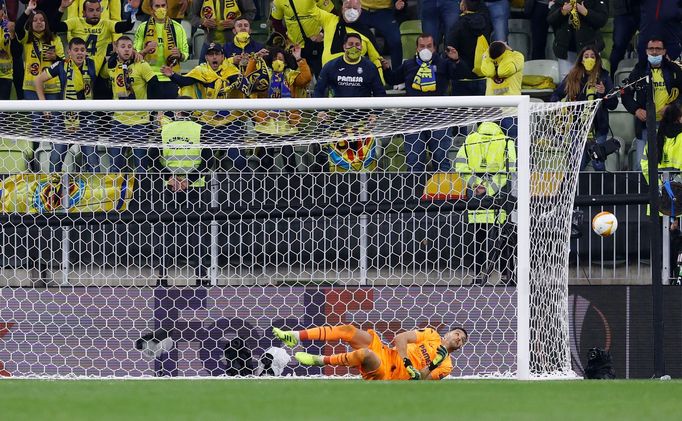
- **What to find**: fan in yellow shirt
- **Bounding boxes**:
[15,2,64,100]
[53,0,135,73]
[0,3,13,99]
[66,0,122,21]
[107,36,160,173]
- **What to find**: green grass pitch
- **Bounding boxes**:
[1,379,681,420]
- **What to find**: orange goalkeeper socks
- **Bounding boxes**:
[299,325,358,343]
[323,348,368,367]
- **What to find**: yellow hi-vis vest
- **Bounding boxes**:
[454,122,517,224]
[641,131,682,184]
[161,120,203,174]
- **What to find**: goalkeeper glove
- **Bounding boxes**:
[403,358,420,380]
[428,345,449,371]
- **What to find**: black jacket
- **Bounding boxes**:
[547,0,609,59]
[385,54,469,96]
[551,68,618,136]
[621,58,682,135]
[446,9,492,78]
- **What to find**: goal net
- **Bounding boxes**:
[0,96,599,379]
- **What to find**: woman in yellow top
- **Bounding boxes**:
[16,0,64,101]
[0,4,14,99]
[246,45,312,173]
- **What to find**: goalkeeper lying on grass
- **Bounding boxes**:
[273,325,468,380]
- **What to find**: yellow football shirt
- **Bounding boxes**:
[65,17,118,71]
[20,34,65,93]
[270,0,323,46]
[652,68,673,121]
[109,60,157,125]
[0,27,12,80]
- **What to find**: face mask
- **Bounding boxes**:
[154,7,167,20]
[648,54,663,66]
[343,8,360,23]
[272,59,285,73]
[582,57,596,71]
[418,48,433,62]
[235,31,250,45]
[346,46,361,61]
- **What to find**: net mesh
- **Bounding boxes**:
[0,98,598,379]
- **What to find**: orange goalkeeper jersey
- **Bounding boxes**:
[363,328,452,380]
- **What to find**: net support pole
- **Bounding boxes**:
[646,74,665,377]
[359,172,369,285]
[60,173,71,286]
[210,174,219,286]
[516,96,531,380]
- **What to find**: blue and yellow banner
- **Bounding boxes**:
[0,173,135,213]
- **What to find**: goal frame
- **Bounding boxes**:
[1,95,540,379]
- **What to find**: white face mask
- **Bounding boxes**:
[418,48,433,62]
[343,8,360,23]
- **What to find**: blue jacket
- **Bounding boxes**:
[46,57,98,100]
[551,68,618,136]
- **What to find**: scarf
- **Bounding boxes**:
[569,0,580,30]
[0,17,11,78]
[111,59,135,99]
[412,56,437,93]
[143,17,180,72]
[63,59,86,100]
[201,0,241,43]
[184,60,250,99]
[245,55,271,93]
[267,71,292,99]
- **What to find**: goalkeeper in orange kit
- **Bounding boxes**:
[272,325,468,380]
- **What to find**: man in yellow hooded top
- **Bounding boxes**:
[162,42,251,171]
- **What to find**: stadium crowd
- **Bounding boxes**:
[0,0,681,174]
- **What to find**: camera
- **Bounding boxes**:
[586,138,621,162]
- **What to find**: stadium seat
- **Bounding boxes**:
[181,19,193,44]
[600,18,614,62]
[192,30,205,60]
[608,104,636,150]
[508,19,531,60]
[251,20,270,44]
[379,135,406,172]
[399,20,421,64]
[614,58,638,86]
[522,59,560,96]
[35,143,81,173]
[0,138,33,173]
[181,59,199,74]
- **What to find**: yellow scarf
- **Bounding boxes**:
[111,60,134,99]
[63,59,86,100]
[183,60,249,99]
[143,17,180,72]
[0,19,12,79]
[569,0,580,30]
[201,0,241,43]
[201,0,242,21]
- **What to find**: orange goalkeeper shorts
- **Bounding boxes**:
[359,329,408,381]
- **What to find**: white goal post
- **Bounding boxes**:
[0,96,599,380]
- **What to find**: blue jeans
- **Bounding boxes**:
[404,129,452,172]
[358,9,402,67]
[580,134,608,171]
[109,121,151,173]
[203,122,249,171]
[485,1,510,42]
[633,124,659,172]
[609,14,639,77]
[24,90,60,139]
[420,0,460,47]
[500,117,517,140]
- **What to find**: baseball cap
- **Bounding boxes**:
[205,43,224,55]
